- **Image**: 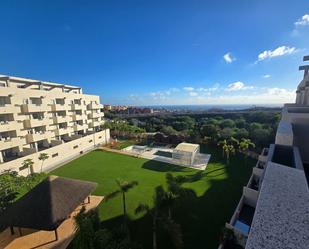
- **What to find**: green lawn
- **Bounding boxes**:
[51,144,254,249]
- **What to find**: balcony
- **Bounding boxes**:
[71,103,83,111]
[21,104,48,113]
[268,144,303,170]
[87,102,103,110]
[88,121,101,128]
[255,160,265,169]
[73,124,88,131]
[0,137,24,151]
[51,103,68,112]
[0,121,20,132]
[226,189,258,247]
[258,147,269,163]
[52,116,70,124]
[88,112,100,119]
[0,105,17,114]
[24,118,50,128]
[25,131,54,143]
[247,173,261,191]
[54,127,73,136]
[72,114,86,121]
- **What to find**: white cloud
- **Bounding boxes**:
[223,52,236,63]
[226,81,253,91]
[263,74,271,78]
[183,87,194,91]
[189,92,198,96]
[295,14,309,26]
[257,46,296,62]
[169,87,180,92]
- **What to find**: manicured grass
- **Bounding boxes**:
[51,144,254,249]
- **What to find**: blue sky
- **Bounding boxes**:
[0,1,309,105]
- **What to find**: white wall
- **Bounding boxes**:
[0,129,110,176]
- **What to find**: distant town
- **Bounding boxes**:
[103,104,282,117]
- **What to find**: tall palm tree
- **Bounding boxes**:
[239,138,255,165]
[165,173,191,219]
[135,186,183,249]
[105,179,138,218]
[73,207,100,249]
[38,153,49,173]
[217,139,228,157]
[217,140,235,164]
[22,159,34,175]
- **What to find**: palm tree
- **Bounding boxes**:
[239,138,255,165]
[229,137,239,147]
[22,159,34,175]
[165,173,191,219]
[105,179,138,218]
[73,207,100,249]
[217,139,228,157]
[38,153,49,173]
[135,186,183,249]
[135,186,166,249]
[225,144,235,164]
[218,140,235,164]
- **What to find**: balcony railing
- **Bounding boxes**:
[54,127,73,136]
[25,131,54,143]
[52,116,70,124]
[0,120,20,132]
[88,112,100,119]
[71,103,83,111]
[0,104,17,114]
[88,121,101,128]
[51,103,68,112]
[0,137,24,150]
[24,118,50,128]
[21,104,48,113]
[87,102,103,110]
[71,114,86,121]
[73,124,88,131]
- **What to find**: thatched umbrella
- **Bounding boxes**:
[0,175,97,240]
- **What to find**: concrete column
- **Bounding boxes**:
[0,151,4,163]
[34,142,38,152]
[305,87,309,105]
[300,91,305,105]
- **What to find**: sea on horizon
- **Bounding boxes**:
[142,104,283,111]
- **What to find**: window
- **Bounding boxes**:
[89,140,93,143]
[99,136,102,139]
[73,145,78,149]
[52,153,58,158]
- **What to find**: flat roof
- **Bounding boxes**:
[175,142,199,152]
[245,163,309,249]
[0,74,81,89]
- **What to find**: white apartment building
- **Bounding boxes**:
[221,56,309,249]
[0,75,110,175]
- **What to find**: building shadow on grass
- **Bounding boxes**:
[97,150,254,249]
[142,160,186,172]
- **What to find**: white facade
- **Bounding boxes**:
[172,142,200,165]
[0,75,110,175]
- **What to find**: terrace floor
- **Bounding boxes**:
[0,195,103,249]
